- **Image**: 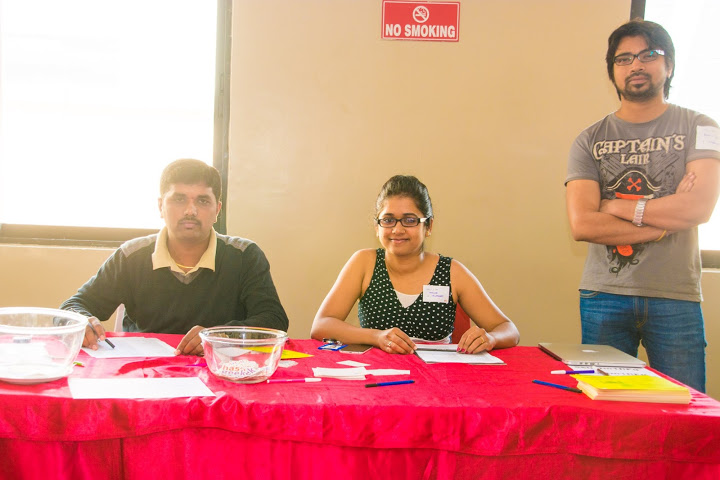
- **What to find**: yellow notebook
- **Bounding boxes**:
[571,374,691,404]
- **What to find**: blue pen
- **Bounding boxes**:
[551,369,596,375]
[365,380,415,388]
[532,379,582,393]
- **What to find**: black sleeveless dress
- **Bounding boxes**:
[358,248,456,341]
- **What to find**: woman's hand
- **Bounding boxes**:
[375,327,416,354]
[457,326,496,354]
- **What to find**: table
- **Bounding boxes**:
[1,333,719,479]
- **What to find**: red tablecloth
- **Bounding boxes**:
[1,333,719,479]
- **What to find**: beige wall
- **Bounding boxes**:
[1,0,718,398]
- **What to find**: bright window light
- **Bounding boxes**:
[0,0,217,229]
[645,0,720,250]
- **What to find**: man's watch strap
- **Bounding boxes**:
[632,198,648,227]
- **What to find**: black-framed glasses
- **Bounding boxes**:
[376,216,430,228]
[613,49,665,66]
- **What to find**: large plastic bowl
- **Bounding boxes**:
[199,327,288,384]
[0,307,87,384]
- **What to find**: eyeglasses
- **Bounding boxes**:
[613,49,665,66]
[376,216,430,228]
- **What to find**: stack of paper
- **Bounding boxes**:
[82,337,176,358]
[596,367,660,377]
[415,350,504,365]
[572,374,691,404]
[414,343,458,351]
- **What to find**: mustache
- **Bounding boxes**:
[625,73,650,85]
[179,217,200,224]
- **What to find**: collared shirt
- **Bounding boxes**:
[151,227,217,282]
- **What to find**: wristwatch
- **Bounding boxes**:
[632,198,648,227]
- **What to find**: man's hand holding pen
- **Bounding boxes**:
[84,316,115,350]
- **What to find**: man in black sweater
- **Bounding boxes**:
[61,159,288,355]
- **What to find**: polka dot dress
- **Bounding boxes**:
[358,248,456,341]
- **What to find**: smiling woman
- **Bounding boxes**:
[310,175,520,355]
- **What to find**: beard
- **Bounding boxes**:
[617,73,665,102]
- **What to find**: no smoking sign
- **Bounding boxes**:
[382,1,460,42]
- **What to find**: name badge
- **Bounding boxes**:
[697,125,720,152]
[423,285,449,303]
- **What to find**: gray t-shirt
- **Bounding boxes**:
[566,104,720,302]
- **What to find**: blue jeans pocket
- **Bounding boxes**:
[579,289,599,299]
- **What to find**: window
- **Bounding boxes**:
[638,0,720,265]
[0,0,230,245]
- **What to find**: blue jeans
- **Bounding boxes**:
[580,290,706,392]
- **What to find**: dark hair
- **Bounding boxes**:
[160,159,222,202]
[606,19,675,100]
[375,175,433,220]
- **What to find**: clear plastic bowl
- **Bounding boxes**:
[0,307,87,384]
[199,327,288,384]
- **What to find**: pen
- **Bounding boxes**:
[532,379,582,393]
[87,320,115,349]
[551,369,596,375]
[267,378,322,384]
[365,380,415,388]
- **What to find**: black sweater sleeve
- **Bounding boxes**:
[59,248,127,321]
[227,243,289,331]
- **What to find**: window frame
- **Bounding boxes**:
[0,0,231,248]
[630,0,720,268]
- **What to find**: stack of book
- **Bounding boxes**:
[572,374,691,404]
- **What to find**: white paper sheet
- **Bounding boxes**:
[596,367,661,377]
[311,366,411,380]
[312,366,367,380]
[415,350,505,365]
[365,369,411,376]
[415,343,459,352]
[337,360,370,367]
[68,377,215,399]
[81,337,176,358]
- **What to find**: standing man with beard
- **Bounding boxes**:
[565,20,720,392]
[62,159,288,356]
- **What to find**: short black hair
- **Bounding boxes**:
[606,19,675,99]
[160,159,221,202]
